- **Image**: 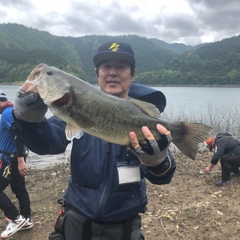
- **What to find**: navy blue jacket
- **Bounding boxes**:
[12,82,176,222]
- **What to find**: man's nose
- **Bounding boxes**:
[108,67,118,75]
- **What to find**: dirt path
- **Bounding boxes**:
[1,150,240,240]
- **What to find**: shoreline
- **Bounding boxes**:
[1,82,240,88]
[26,144,72,169]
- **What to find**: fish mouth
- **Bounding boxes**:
[22,65,45,93]
[51,93,71,108]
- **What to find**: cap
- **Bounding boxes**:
[93,41,135,66]
[205,137,214,147]
[0,89,8,102]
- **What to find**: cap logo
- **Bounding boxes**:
[109,43,120,52]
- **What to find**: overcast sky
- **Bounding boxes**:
[0,0,240,46]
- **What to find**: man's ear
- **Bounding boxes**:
[94,68,99,77]
[131,69,136,79]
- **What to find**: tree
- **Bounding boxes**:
[227,70,240,84]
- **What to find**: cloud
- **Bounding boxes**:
[188,0,240,42]
[0,0,239,45]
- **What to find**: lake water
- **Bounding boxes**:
[1,85,240,168]
[155,86,240,116]
[2,85,240,117]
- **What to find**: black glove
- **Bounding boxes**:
[129,133,172,166]
[13,88,48,122]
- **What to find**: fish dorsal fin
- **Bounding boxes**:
[128,98,161,118]
[65,123,84,140]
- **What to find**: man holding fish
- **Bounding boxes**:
[11,41,209,239]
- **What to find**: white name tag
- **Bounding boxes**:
[118,166,141,184]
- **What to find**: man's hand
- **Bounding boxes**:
[13,88,48,122]
[205,163,215,173]
[18,157,29,177]
[129,124,172,166]
[205,166,211,173]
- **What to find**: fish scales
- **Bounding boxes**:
[59,84,163,144]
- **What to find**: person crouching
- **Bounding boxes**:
[205,133,240,186]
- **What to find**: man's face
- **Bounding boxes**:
[96,60,136,99]
[0,101,5,108]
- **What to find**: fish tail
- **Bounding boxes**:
[172,122,212,160]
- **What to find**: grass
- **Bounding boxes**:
[162,104,240,138]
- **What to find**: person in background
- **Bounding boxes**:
[0,90,33,239]
[12,41,176,240]
[205,132,240,186]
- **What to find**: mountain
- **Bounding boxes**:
[162,35,240,85]
[0,23,87,83]
[0,23,240,85]
[0,23,178,83]
[149,38,208,54]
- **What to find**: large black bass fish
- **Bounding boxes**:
[21,63,211,160]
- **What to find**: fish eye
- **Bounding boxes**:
[47,71,53,75]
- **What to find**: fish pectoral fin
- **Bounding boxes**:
[65,123,83,140]
[128,98,161,118]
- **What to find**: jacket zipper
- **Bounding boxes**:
[97,142,111,220]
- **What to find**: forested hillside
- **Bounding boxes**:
[149,38,206,54]
[0,23,240,85]
[136,36,240,85]
[164,36,240,85]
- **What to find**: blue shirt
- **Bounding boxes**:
[0,106,16,162]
